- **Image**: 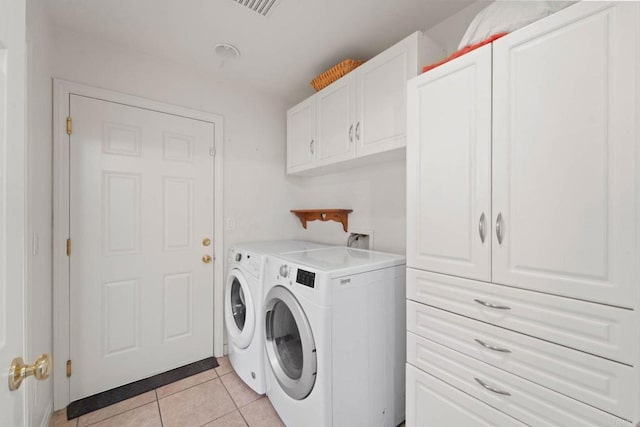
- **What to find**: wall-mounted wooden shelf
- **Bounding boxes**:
[290,209,353,232]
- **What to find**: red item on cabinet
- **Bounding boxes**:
[422,32,508,73]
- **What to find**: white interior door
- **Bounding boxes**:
[0,0,27,425]
[406,44,492,282]
[69,94,215,400]
[492,2,639,307]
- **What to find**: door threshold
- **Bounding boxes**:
[66,357,218,420]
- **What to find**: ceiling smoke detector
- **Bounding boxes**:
[232,0,281,17]
[214,43,241,60]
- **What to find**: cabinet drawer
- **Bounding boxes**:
[407,268,636,364]
[408,335,632,426]
[406,363,524,427]
[407,302,635,420]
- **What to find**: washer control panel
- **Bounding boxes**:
[296,269,316,288]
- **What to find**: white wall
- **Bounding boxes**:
[288,160,407,254]
[26,1,54,425]
[50,27,299,264]
[425,1,492,55]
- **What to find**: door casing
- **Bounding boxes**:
[52,79,224,410]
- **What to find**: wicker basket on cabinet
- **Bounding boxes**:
[310,59,365,91]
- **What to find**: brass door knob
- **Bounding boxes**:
[8,354,51,391]
[202,255,212,264]
[202,238,211,247]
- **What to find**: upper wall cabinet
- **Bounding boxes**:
[287,31,442,176]
[407,2,639,308]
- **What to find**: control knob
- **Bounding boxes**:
[235,253,242,262]
[279,264,289,278]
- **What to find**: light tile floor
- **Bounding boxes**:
[50,357,284,427]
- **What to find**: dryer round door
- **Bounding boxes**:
[224,269,255,349]
[264,286,317,400]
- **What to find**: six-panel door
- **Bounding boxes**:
[407,44,492,282]
[69,94,215,400]
[491,2,639,307]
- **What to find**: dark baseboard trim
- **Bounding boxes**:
[67,357,218,420]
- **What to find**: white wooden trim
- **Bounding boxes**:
[53,79,224,410]
[39,402,53,427]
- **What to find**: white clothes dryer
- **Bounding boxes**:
[224,241,327,394]
[263,247,406,426]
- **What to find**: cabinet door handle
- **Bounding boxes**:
[496,212,504,244]
[478,212,486,243]
[475,378,511,396]
[310,140,314,155]
[474,299,511,310]
[475,339,511,353]
[349,124,354,142]
[355,121,360,141]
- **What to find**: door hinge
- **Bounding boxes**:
[209,147,216,157]
[66,239,71,256]
[66,360,72,377]
[66,117,72,135]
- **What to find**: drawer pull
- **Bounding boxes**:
[474,299,511,310]
[475,339,512,353]
[475,377,511,396]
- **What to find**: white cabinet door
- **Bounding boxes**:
[492,2,639,307]
[407,44,492,281]
[286,97,316,173]
[316,73,356,166]
[356,36,415,157]
[406,364,524,427]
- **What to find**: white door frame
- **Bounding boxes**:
[53,79,224,410]
[0,0,27,424]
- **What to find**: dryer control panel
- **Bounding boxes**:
[296,269,316,288]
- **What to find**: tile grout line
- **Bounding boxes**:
[218,372,240,410]
[76,394,157,427]
[237,407,251,427]
[215,371,251,427]
[156,368,220,400]
[155,389,164,427]
[219,371,263,409]
[195,406,241,427]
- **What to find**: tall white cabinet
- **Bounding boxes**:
[406,2,640,426]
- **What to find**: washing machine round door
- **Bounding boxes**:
[224,269,255,349]
[264,286,317,400]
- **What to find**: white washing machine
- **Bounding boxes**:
[224,241,328,394]
[263,247,406,427]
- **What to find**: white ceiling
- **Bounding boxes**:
[41,0,476,103]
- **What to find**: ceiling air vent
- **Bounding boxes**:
[232,0,281,17]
